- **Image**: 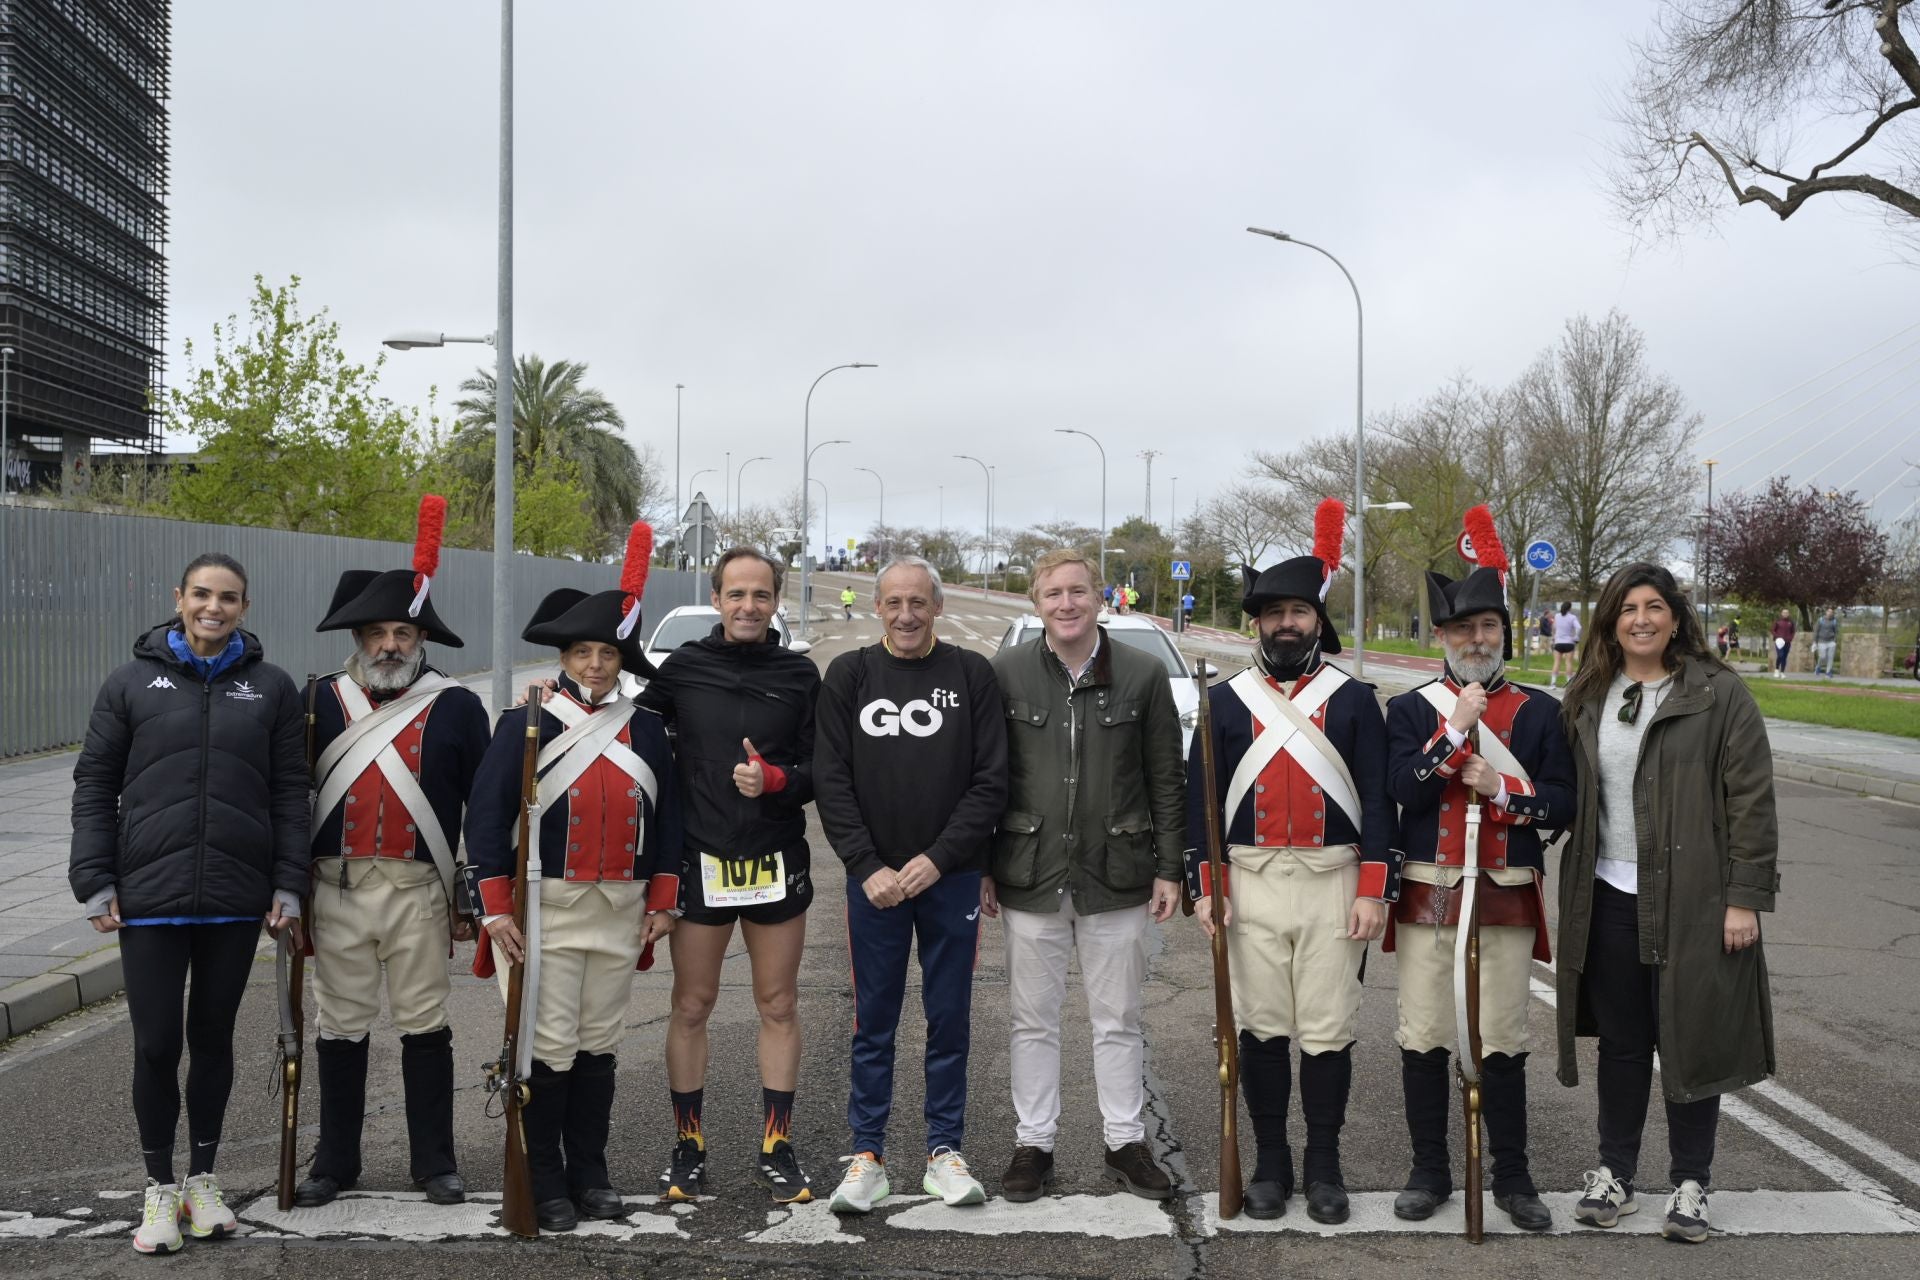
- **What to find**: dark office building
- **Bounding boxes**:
[0,1,168,497]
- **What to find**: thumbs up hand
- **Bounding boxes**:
[733,738,768,798]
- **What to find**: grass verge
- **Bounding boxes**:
[1741,679,1920,740]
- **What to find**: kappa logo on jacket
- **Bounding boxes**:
[858,688,959,738]
[146,675,177,690]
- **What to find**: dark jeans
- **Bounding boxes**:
[119,921,261,1182]
[1585,881,1720,1187]
[844,871,982,1158]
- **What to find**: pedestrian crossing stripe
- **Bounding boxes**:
[4,1189,1914,1244]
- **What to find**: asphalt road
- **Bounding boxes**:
[3,575,1917,1277]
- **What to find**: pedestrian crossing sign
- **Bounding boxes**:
[1171,560,1192,580]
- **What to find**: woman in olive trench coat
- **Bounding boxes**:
[1555,562,1780,1239]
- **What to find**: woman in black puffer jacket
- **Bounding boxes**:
[69,553,310,1255]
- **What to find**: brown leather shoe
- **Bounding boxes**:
[1000,1146,1055,1202]
[1103,1142,1173,1200]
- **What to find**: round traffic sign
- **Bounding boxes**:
[1457,529,1477,563]
[1525,539,1558,572]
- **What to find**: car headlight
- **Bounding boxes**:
[1180,709,1198,729]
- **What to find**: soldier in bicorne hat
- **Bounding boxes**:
[463,523,683,1233]
[1186,499,1401,1224]
[296,495,493,1208]
[1383,505,1576,1231]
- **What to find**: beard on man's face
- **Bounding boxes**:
[1259,620,1319,670]
[361,644,426,692]
[1444,639,1503,686]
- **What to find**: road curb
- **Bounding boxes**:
[1773,756,1920,803]
[0,942,122,1042]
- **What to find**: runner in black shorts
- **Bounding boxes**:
[640,546,822,1204]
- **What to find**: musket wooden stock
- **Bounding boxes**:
[1459,726,1486,1244]
[1193,659,1242,1220]
[496,685,545,1239]
[275,674,319,1211]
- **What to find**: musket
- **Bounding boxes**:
[1454,724,1486,1244]
[486,684,546,1239]
[273,674,318,1210]
[1193,658,1243,1220]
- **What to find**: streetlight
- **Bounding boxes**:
[855,466,885,561]
[1703,459,1718,625]
[801,364,876,639]
[689,467,717,569]
[955,454,993,594]
[1055,428,1108,586]
[675,383,685,542]
[810,477,831,565]
[735,454,771,524]
[1248,226,1370,676]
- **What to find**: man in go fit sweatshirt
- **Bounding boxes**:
[814,556,1008,1214]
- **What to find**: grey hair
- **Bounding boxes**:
[875,555,945,605]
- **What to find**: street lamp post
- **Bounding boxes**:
[855,465,884,561]
[675,383,684,557]
[1,346,13,503]
[1248,227,1369,676]
[689,467,717,569]
[1055,428,1108,588]
[955,454,992,594]
[736,454,771,525]
[810,477,831,566]
[1703,459,1718,625]
[801,364,875,640]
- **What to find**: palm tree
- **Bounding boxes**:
[444,354,641,555]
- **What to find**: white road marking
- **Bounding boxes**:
[1196,1190,1920,1236]
[75,1219,132,1237]
[0,1210,71,1239]
[1748,1078,1920,1191]
[888,1192,1171,1238]
[240,1191,505,1240]
[744,1203,865,1245]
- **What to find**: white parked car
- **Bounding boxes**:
[623,605,810,695]
[995,612,1212,757]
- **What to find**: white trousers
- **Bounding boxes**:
[492,879,646,1062]
[1394,922,1536,1057]
[1225,847,1364,1053]
[1004,897,1149,1150]
[310,856,451,1039]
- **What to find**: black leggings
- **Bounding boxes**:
[1585,881,1721,1187]
[118,922,260,1183]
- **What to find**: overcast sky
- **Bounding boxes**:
[167,1,1920,554]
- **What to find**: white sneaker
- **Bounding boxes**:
[1573,1165,1637,1228]
[133,1181,183,1255]
[923,1146,986,1206]
[180,1172,237,1238]
[1662,1179,1710,1243]
[829,1151,890,1215]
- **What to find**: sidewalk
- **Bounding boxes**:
[0,661,554,1042]
[1169,632,1920,804]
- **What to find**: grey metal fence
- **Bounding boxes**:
[0,505,707,758]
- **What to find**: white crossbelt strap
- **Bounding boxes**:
[535,695,660,813]
[1223,666,1361,831]
[1455,786,1484,1084]
[1415,683,1530,784]
[313,674,462,903]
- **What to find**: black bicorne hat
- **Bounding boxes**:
[521,523,658,678]
[316,495,465,646]
[1240,557,1343,655]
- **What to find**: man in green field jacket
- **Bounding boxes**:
[983,549,1186,1204]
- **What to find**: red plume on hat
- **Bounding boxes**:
[408,493,448,619]
[1312,497,1346,602]
[616,521,654,640]
[1462,503,1509,602]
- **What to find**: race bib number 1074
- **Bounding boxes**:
[699,850,788,908]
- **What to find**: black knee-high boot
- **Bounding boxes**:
[1299,1045,1353,1187]
[1237,1031,1294,1194]
[1480,1051,1536,1196]
[400,1027,460,1190]
[304,1036,369,1191]
[1400,1047,1453,1195]
[564,1051,622,1216]
[523,1059,573,1226]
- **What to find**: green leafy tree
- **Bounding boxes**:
[165,276,426,537]
[514,452,598,559]
[445,354,664,556]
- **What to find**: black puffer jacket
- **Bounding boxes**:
[70,624,311,919]
[640,626,819,866]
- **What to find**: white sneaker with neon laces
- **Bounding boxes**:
[923,1146,986,1206]
[132,1181,183,1255]
[179,1172,237,1238]
[829,1151,890,1214]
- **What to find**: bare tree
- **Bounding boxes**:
[1197,483,1292,568]
[1613,1,1920,251]
[1513,312,1701,612]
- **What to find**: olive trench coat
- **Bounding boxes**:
[1555,655,1781,1104]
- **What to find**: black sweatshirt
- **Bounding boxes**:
[814,640,1008,882]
